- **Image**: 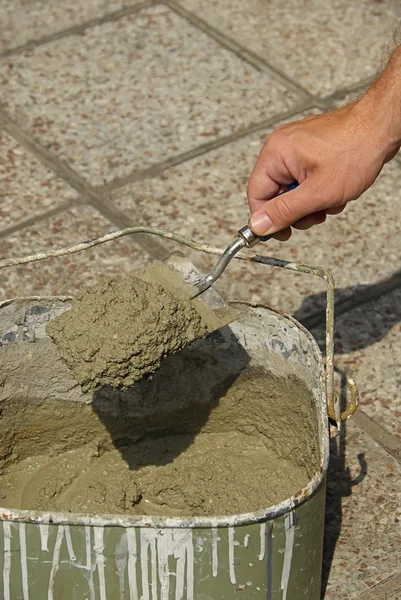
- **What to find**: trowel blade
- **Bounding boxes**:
[139,251,239,334]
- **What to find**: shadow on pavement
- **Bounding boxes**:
[293,270,401,353]
[291,273,401,594]
[320,369,368,598]
[295,281,380,597]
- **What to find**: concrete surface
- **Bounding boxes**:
[1,1,401,598]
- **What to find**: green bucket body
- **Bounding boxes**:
[0,484,326,599]
[0,297,329,600]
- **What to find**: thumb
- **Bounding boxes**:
[249,177,327,235]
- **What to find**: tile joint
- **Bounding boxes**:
[96,100,317,192]
[0,199,77,240]
[301,266,401,332]
[0,0,159,58]
[322,76,373,105]
[163,0,313,99]
[357,571,401,598]
[353,410,401,465]
[0,109,167,260]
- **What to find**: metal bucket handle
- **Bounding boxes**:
[0,226,358,427]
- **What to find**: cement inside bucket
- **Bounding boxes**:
[0,298,320,518]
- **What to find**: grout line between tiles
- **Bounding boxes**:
[322,76,374,107]
[0,0,159,58]
[164,1,371,115]
[162,0,373,113]
[82,194,169,259]
[98,100,317,192]
[353,409,401,464]
[0,199,77,239]
[0,100,320,257]
[357,571,401,598]
[0,0,372,117]
[298,263,401,464]
[0,110,167,260]
[163,0,314,100]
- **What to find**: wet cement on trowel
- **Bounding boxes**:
[46,263,235,392]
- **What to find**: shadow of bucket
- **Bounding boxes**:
[0,296,329,600]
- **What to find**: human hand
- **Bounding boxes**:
[247,102,398,241]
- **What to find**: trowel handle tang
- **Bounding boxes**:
[237,226,273,248]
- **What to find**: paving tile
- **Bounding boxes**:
[111,113,401,321]
[0,128,78,228]
[321,287,401,441]
[0,5,299,187]
[0,205,152,300]
[0,0,139,53]
[323,421,401,598]
[178,0,397,96]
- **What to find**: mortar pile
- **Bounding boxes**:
[46,275,208,392]
[46,260,235,392]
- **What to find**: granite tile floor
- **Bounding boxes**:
[1,0,401,598]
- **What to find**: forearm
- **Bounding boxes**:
[356,45,401,160]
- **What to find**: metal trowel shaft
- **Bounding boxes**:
[190,182,299,299]
[190,226,273,298]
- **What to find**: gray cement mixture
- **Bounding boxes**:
[0,367,317,516]
[0,298,320,517]
[46,262,236,392]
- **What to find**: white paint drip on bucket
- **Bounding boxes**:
[39,524,49,552]
[115,531,128,599]
[3,521,11,600]
[281,511,295,600]
[48,525,64,600]
[259,522,266,561]
[127,528,138,600]
[212,526,219,578]
[228,527,236,585]
[94,527,106,600]
[19,523,29,600]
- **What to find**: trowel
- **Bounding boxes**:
[149,224,271,334]
[157,182,299,333]
[46,221,277,393]
[45,186,297,391]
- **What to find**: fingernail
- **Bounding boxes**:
[249,213,273,235]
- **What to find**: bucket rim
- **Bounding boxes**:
[0,296,329,529]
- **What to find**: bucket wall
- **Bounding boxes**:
[0,482,325,600]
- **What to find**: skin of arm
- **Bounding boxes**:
[247,44,401,241]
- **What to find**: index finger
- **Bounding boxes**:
[247,164,281,213]
[247,151,296,214]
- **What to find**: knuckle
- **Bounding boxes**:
[263,129,284,151]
